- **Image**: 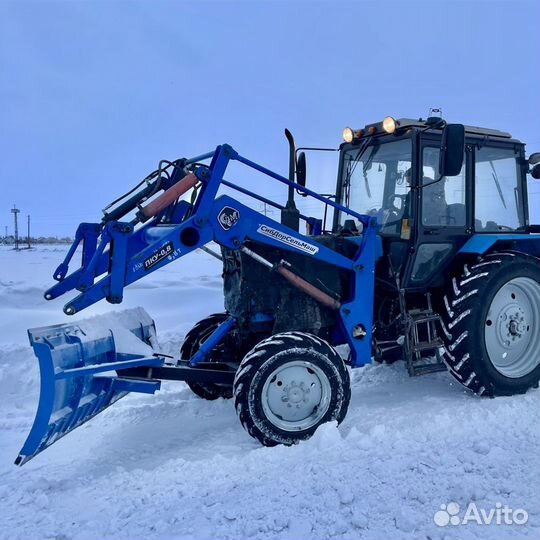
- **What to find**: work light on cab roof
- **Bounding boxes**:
[342,127,355,143]
[342,116,399,143]
[382,116,397,134]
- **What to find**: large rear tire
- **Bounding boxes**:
[180,313,235,400]
[233,332,351,446]
[441,252,540,396]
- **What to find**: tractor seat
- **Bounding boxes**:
[423,197,448,226]
[484,221,500,231]
[446,203,466,226]
[474,220,499,231]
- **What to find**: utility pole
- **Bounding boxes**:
[260,203,274,217]
[27,215,31,249]
[11,206,20,250]
[4,225,7,239]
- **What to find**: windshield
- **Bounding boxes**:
[339,138,412,234]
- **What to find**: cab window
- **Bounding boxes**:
[475,146,524,231]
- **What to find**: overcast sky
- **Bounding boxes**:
[1,0,539,236]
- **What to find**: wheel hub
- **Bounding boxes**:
[499,306,527,343]
[282,381,310,406]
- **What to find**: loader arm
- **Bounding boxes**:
[47,144,382,366]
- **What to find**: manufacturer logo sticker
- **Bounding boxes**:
[218,206,240,231]
[143,242,174,270]
[256,224,319,255]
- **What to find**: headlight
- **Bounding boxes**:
[343,127,355,143]
[382,116,397,134]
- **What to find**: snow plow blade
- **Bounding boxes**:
[16,308,164,466]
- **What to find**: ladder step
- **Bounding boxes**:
[410,362,447,376]
[413,339,443,352]
[410,313,440,323]
[401,291,446,377]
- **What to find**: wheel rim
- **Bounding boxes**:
[485,277,540,378]
[261,360,332,432]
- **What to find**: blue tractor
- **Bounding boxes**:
[16,115,540,465]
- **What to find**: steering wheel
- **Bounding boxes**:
[387,193,407,212]
[371,194,406,229]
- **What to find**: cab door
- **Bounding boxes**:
[403,135,472,289]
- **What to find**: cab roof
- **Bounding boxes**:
[395,117,514,140]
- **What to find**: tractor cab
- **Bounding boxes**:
[333,117,530,291]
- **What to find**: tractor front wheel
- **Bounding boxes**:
[233,332,351,446]
[441,252,540,396]
[180,313,235,400]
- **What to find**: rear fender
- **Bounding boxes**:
[459,234,540,258]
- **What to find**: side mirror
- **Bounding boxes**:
[528,152,540,166]
[296,152,308,197]
[439,124,465,177]
[296,152,307,188]
[528,153,540,179]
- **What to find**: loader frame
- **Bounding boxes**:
[16,144,384,464]
[46,144,382,368]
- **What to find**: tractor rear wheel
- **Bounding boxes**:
[233,332,350,446]
[180,313,235,400]
[441,252,540,396]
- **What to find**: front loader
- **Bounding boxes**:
[16,115,540,465]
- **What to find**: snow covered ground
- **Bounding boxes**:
[0,245,538,540]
